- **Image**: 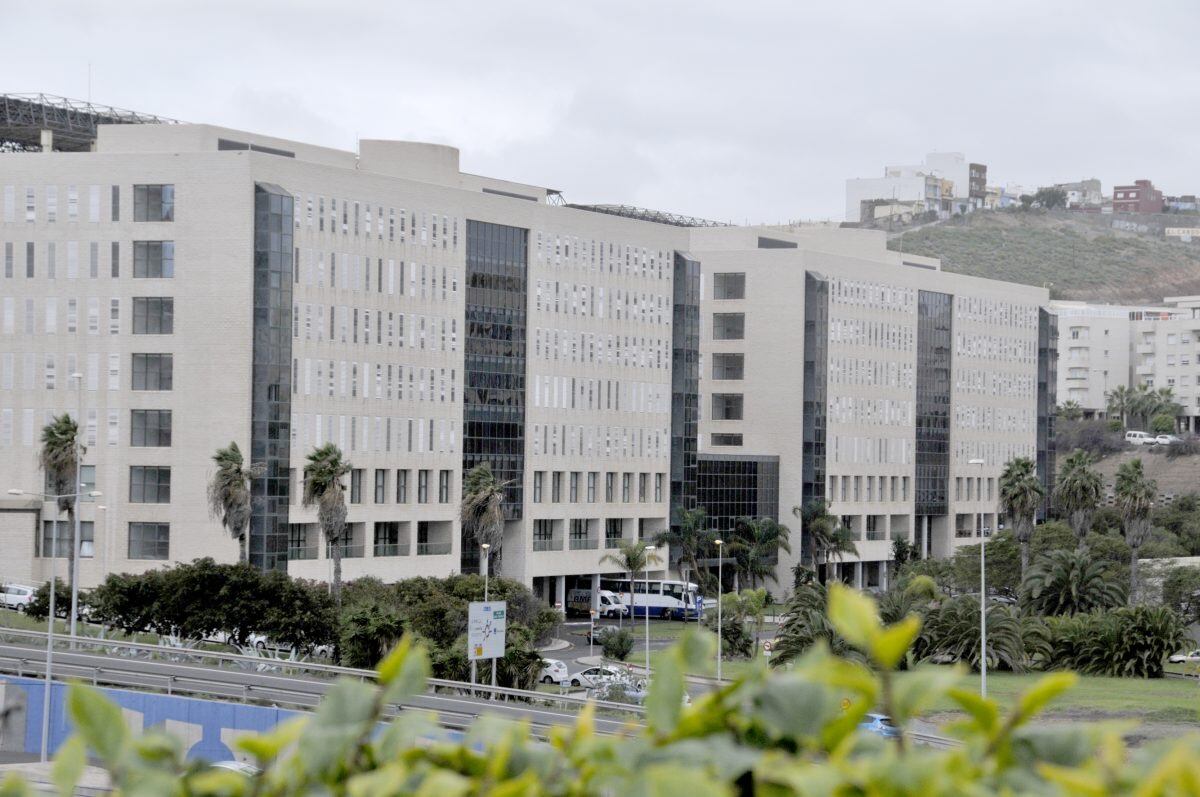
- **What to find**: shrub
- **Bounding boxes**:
[1151,413,1176,435]
[1165,438,1200,458]
[1047,605,1185,678]
[703,612,753,658]
[918,595,1044,672]
[599,627,634,661]
[1056,419,1124,458]
[771,582,860,666]
[25,578,72,621]
[1161,566,1200,623]
[338,601,406,669]
[1020,549,1126,616]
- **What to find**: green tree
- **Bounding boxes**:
[302,443,351,606]
[793,501,856,584]
[1151,412,1176,435]
[999,456,1044,576]
[1115,458,1157,598]
[1033,186,1067,209]
[461,463,509,575]
[339,601,406,668]
[598,627,635,661]
[1106,384,1135,427]
[655,507,712,592]
[1161,566,1200,624]
[206,442,263,564]
[1020,549,1126,616]
[39,413,84,600]
[771,581,857,666]
[1056,400,1083,421]
[1054,450,1103,550]
[600,541,662,627]
[728,517,791,588]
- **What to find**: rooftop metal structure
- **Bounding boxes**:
[0,93,180,152]
[565,203,728,228]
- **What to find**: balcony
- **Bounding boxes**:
[1136,364,1155,376]
[569,537,600,551]
[373,543,410,557]
[416,541,452,556]
[1065,372,1089,381]
[605,536,627,549]
[1137,343,1156,354]
[533,539,564,552]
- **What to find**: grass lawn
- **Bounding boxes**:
[0,608,160,645]
[923,668,1200,726]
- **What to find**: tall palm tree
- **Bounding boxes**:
[1106,385,1135,427]
[999,456,1044,577]
[206,442,263,564]
[302,443,351,606]
[1114,458,1157,600]
[40,414,83,598]
[793,502,856,584]
[729,517,792,589]
[600,540,662,627]
[461,463,510,576]
[655,507,712,592]
[1053,450,1103,551]
[1057,400,1083,421]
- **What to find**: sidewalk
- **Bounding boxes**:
[537,637,570,653]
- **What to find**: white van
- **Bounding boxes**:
[565,588,629,618]
[1125,431,1155,446]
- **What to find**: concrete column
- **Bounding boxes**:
[591,573,601,612]
[555,575,567,614]
[854,562,863,589]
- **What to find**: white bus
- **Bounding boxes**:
[599,578,705,620]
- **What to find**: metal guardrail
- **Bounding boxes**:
[0,628,645,735]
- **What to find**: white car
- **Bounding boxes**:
[1125,431,1155,446]
[1168,649,1200,664]
[539,658,569,684]
[567,665,626,688]
[1156,434,1183,446]
[1,584,35,612]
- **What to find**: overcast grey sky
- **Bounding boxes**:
[5,0,1199,221]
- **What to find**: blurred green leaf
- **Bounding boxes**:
[870,614,921,670]
[297,678,379,776]
[66,684,128,766]
[1016,672,1077,720]
[0,773,32,797]
[50,735,85,797]
[890,667,960,725]
[627,764,730,797]
[235,715,308,762]
[948,687,1000,733]
[754,677,836,741]
[827,583,879,650]
[645,651,685,733]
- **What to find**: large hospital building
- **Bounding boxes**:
[0,96,1055,600]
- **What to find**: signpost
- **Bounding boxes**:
[468,600,507,694]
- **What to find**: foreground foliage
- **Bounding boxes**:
[9,586,1200,796]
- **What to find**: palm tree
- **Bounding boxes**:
[1114,458,1157,599]
[600,541,662,627]
[729,517,792,589]
[461,463,510,576]
[1020,549,1126,615]
[206,442,263,564]
[1053,450,1103,551]
[302,443,351,606]
[1106,385,1135,427]
[655,507,712,592]
[1057,400,1083,421]
[793,501,856,584]
[40,414,83,598]
[999,457,1044,577]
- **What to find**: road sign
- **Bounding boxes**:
[468,601,507,661]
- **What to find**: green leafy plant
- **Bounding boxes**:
[1020,549,1126,616]
[599,627,635,661]
[1046,604,1185,678]
[24,578,73,621]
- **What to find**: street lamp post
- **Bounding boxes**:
[644,545,656,678]
[70,371,84,641]
[968,457,987,698]
[714,539,724,683]
[9,486,101,762]
[481,543,495,689]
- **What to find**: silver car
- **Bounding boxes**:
[1,584,35,612]
[567,665,626,688]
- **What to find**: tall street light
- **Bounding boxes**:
[70,371,84,641]
[644,545,656,678]
[481,542,494,689]
[9,486,101,762]
[714,538,724,683]
[968,457,987,698]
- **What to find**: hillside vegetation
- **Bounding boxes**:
[886,209,1200,303]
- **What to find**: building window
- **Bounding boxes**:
[587,472,597,503]
[438,470,451,503]
[288,524,316,560]
[374,469,388,504]
[132,242,175,278]
[129,466,171,503]
[533,471,543,503]
[605,518,623,548]
[128,522,169,559]
[131,353,173,390]
[711,433,743,446]
[39,521,93,558]
[552,471,562,502]
[133,184,175,222]
[132,297,174,334]
[622,473,631,502]
[130,409,172,447]
[639,473,648,502]
[374,522,403,557]
[395,470,408,503]
[655,473,664,503]
[712,272,746,300]
[605,472,615,502]
[711,394,744,420]
[712,313,745,340]
[712,353,744,380]
[418,469,429,503]
[349,469,363,503]
[570,471,580,503]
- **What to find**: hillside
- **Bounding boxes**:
[886,209,1200,304]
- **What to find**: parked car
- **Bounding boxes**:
[567,665,626,688]
[1125,431,1155,446]
[0,584,35,612]
[539,658,569,684]
[1168,649,1200,664]
[1156,434,1183,446]
[859,713,901,739]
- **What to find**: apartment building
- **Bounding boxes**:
[1129,298,1200,432]
[1052,301,1136,417]
[1112,179,1165,214]
[0,96,1055,598]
